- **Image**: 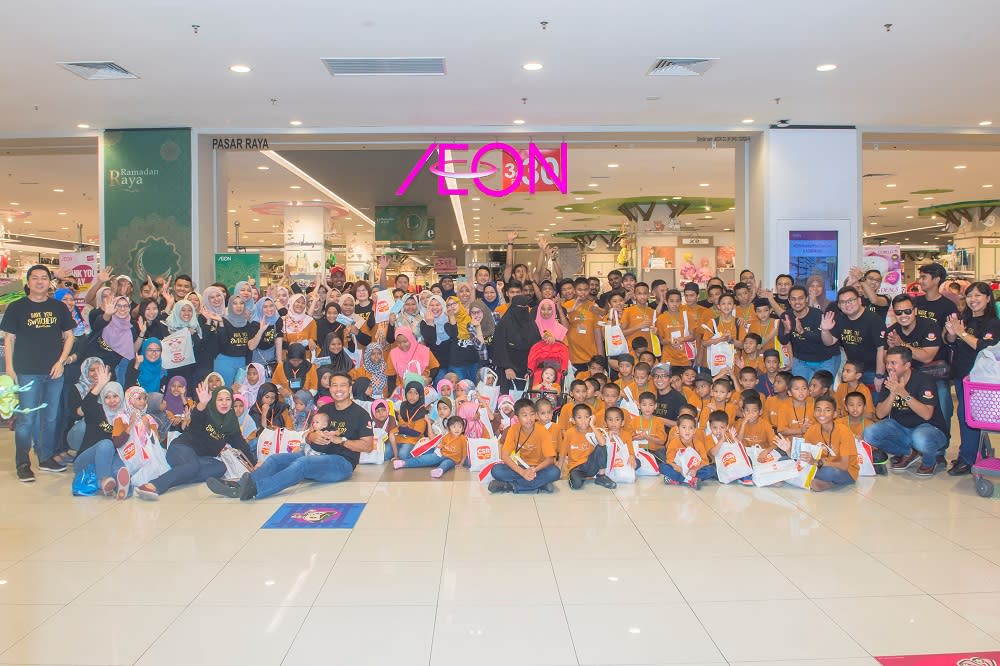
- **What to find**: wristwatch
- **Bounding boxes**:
[874,373,886,379]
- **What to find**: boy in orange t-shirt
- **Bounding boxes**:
[803,395,859,491]
[775,376,814,438]
[560,403,618,490]
[633,392,669,463]
[663,413,716,489]
[835,391,872,439]
[698,378,737,430]
[834,360,875,419]
[489,399,560,494]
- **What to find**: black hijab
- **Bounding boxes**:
[323,332,354,374]
[398,380,428,422]
[499,295,542,351]
[250,381,287,427]
[282,342,312,381]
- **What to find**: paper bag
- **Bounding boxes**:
[161,328,195,369]
[374,289,394,323]
[715,440,753,484]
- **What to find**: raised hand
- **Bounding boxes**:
[195,382,211,407]
[507,231,518,243]
[137,316,147,336]
[820,310,836,331]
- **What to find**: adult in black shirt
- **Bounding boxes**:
[944,282,1000,474]
[207,372,372,500]
[884,295,941,369]
[863,346,948,477]
[252,297,283,366]
[820,286,886,387]
[596,270,624,309]
[650,365,685,426]
[1,264,76,479]
[214,296,264,386]
[914,263,958,330]
[777,286,838,382]
[136,384,252,499]
[132,298,169,354]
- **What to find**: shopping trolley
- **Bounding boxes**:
[962,378,1000,498]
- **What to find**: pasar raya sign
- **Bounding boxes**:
[397,142,568,197]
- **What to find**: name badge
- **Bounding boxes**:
[289,378,303,390]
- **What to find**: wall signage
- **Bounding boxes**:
[211,137,270,150]
[680,237,711,246]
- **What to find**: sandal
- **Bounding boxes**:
[116,467,131,500]
[100,477,116,497]
[134,484,159,501]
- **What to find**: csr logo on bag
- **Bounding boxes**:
[121,442,136,460]
[721,451,737,467]
[375,299,390,317]
[610,333,623,345]
[612,456,625,468]
[285,434,304,453]
[476,445,493,461]
[164,335,187,364]
[712,352,728,365]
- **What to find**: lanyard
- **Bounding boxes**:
[515,426,534,454]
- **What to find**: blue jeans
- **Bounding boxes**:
[214,354,246,386]
[661,463,718,483]
[252,347,276,366]
[814,466,855,485]
[491,463,560,492]
[72,439,124,482]
[13,374,64,466]
[400,452,457,473]
[445,364,479,383]
[859,371,881,407]
[251,451,354,499]
[936,379,954,433]
[791,356,839,383]
[863,419,948,468]
[953,378,980,465]
[149,442,226,495]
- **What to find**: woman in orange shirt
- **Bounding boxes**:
[278,294,317,361]
[350,342,389,399]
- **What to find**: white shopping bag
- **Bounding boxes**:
[673,446,704,482]
[508,377,529,402]
[708,342,735,377]
[715,440,754,484]
[604,310,629,357]
[619,387,640,417]
[409,433,444,458]
[856,438,876,477]
[373,289,394,324]
[118,431,170,487]
[603,432,636,484]
[467,438,500,472]
[785,460,818,489]
[476,368,501,412]
[218,445,254,481]
[751,458,800,487]
[634,447,661,477]
[477,460,500,484]
[161,328,195,369]
[359,427,388,465]
[256,428,307,462]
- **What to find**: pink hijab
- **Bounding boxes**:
[534,299,568,342]
[389,327,431,376]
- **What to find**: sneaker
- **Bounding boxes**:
[537,482,556,494]
[568,467,585,490]
[488,479,514,494]
[594,474,617,490]
[947,460,972,476]
[738,477,755,486]
[663,476,682,486]
[872,449,889,476]
[889,455,903,466]
[890,451,920,472]
[915,463,937,477]
[115,467,131,500]
[16,463,34,483]
[687,477,702,490]
[134,485,159,501]
[237,473,258,501]
[811,479,833,492]
[38,458,67,473]
[206,476,241,499]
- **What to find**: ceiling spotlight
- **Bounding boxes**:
[57,211,67,215]
[8,202,19,206]
[816,64,837,72]
[471,208,480,211]
[980,121,993,126]
[574,196,584,201]
[741,118,754,124]
[228,209,236,213]
[289,185,301,189]
[289,120,303,126]
[906,215,914,219]
[229,64,252,73]
[472,216,480,220]
[723,227,732,231]
[672,196,682,200]
[522,62,543,71]
[588,183,598,187]
[76,123,91,129]
[471,197,480,201]
[699,183,710,187]
[555,216,563,219]
[886,183,897,188]
[924,196,934,200]
[870,221,878,225]
[52,188,64,193]
[513,119,526,125]
[878,207,887,210]
[257,166,269,170]
[252,218,260,222]
[954,165,967,169]
[607,163,620,168]
[984,184,995,188]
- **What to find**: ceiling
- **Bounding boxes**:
[3,0,1000,135]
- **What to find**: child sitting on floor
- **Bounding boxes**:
[393,416,467,478]
[662,413,715,490]
[560,403,616,490]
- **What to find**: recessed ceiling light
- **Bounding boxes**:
[228,209,236,213]
[229,64,251,73]
[980,121,993,126]
[57,211,67,215]
[886,183,897,188]
[252,218,260,222]
[549,222,557,226]
[924,196,934,200]
[954,165,967,169]
[741,118,754,124]
[870,221,878,225]
[699,183,710,187]
[471,197,480,201]
[472,216,480,220]
[555,216,563,219]
[52,188,64,193]
[672,196,682,200]
[984,184,995,188]
[728,206,736,210]
[471,208,480,211]
[257,166,269,170]
[574,196,584,201]
[607,163,619,168]
[355,223,364,227]
[289,120,303,126]
[8,202,18,206]
[904,237,909,241]
[76,123,90,129]
[723,227,732,231]
[522,62,543,71]
[564,207,572,211]
[513,119,526,125]
[906,215,914,219]
[878,206,887,210]
[60,226,68,230]
[289,185,301,189]
[23,220,31,224]
[684,221,693,225]
[816,64,837,72]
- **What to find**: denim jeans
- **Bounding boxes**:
[72,439,124,482]
[251,451,354,499]
[491,463,560,492]
[13,374,64,466]
[791,356,839,383]
[863,418,948,468]
[936,379,954,433]
[149,442,226,495]
[814,466,855,485]
[859,371,881,407]
[445,364,479,383]
[953,378,980,465]
[213,354,246,386]
[661,463,718,483]
[399,452,457,473]
[569,444,608,480]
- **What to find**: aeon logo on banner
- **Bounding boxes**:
[396,142,568,198]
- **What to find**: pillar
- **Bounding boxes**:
[738,128,862,290]
[283,206,328,277]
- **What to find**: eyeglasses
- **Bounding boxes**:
[893,308,914,316]
[837,297,859,306]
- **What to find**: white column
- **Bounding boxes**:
[283,206,328,278]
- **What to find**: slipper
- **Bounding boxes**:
[134,485,159,501]
[115,467,131,500]
[101,477,116,497]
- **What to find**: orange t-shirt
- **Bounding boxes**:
[620,304,657,352]
[748,318,779,346]
[560,428,596,471]
[698,400,736,429]
[775,398,815,434]
[631,414,668,451]
[502,423,556,467]
[438,433,468,464]
[804,422,860,480]
[703,316,741,344]
[655,310,694,367]
[765,394,788,428]
[739,418,776,450]
[833,382,875,419]
[835,415,868,439]
[565,300,602,365]
[664,432,710,474]
[593,402,636,431]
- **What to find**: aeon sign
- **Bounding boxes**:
[396,142,568,198]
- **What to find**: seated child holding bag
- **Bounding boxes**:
[633,392,668,464]
[662,413,715,490]
[802,395,859,491]
[559,403,617,490]
[600,406,637,480]
[392,382,430,459]
[489,399,560,494]
[393,416,467,478]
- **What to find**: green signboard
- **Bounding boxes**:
[214,253,261,291]
[374,205,435,245]
[103,128,192,282]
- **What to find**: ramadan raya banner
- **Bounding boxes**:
[103,129,192,282]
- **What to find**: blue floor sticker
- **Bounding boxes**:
[262,503,366,529]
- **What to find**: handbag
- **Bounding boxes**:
[917,359,951,380]
[708,342,735,377]
[786,460,818,489]
[715,440,753,484]
[603,432,636,484]
[218,445,254,481]
[604,310,629,357]
[673,446,703,482]
[122,430,171,487]
[72,464,100,496]
[634,447,661,477]
[410,434,444,458]
[359,427,388,465]
[508,376,529,402]
[467,438,500,472]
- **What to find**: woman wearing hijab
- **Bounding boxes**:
[271,342,318,400]
[71,362,129,498]
[315,365,335,401]
[165,297,203,392]
[419,295,452,381]
[132,297,168,354]
[233,280,257,313]
[447,299,495,381]
[315,302,343,354]
[351,343,388,399]
[144,392,171,449]
[442,297,473,381]
[386,328,438,395]
[481,283,502,313]
[323,332,355,375]
[135,383,253,500]
[112,388,159,496]
[279,294,316,359]
[197,286,227,384]
[805,274,831,311]
[249,381,291,431]
[290,389,315,431]
[54,287,90,339]
[163,375,191,432]
[535,298,569,343]
[394,293,424,341]
[90,294,136,382]
[236,362,267,409]
[125,338,167,393]
[215,296,264,386]
[252,297,283,367]
[491,295,542,391]
[394,381,430,459]
[233,395,258,443]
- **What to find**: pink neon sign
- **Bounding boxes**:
[396,142,568,197]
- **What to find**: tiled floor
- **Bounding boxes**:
[2,434,1000,665]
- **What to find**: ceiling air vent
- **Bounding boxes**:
[321,57,446,76]
[647,58,717,76]
[58,61,138,80]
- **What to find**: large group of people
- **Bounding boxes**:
[2,241,996,499]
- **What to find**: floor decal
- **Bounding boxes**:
[876,651,1000,665]
[261,503,365,529]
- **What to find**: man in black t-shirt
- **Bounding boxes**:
[863,346,949,477]
[820,286,886,388]
[914,263,958,329]
[777,286,839,382]
[596,270,624,309]
[207,373,373,500]
[651,364,685,427]
[0,265,76,481]
[884,295,941,369]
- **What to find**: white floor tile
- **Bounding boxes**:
[25,523,162,562]
[136,605,309,666]
[353,495,451,530]
[553,558,683,605]
[767,553,923,598]
[642,524,758,559]
[73,561,223,606]
[0,604,182,665]
[0,560,116,604]
[284,606,435,666]
[447,497,541,527]
[663,556,804,602]
[445,526,550,561]
[815,595,1000,656]
[169,502,279,530]
[439,561,560,604]
[935,592,1000,642]
[127,526,255,562]
[735,518,862,557]
[0,605,61,654]
[977,547,1000,566]
[536,498,635,528]
[921,516,1000,549]
[872,549,1000,594]
[544,525,654,560]
[432,604,577,666]
[338,527,446,561]
[565,603,725,664]
[315,561,441,605]
[0,528,70,560]
[692,599,867,661]
[619,497,726,527]
[193,560,333,606]
[231,529,349,564]
[869,491,992,519]
[823,516,963,553]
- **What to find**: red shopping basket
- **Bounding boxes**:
[963,378,1000,430]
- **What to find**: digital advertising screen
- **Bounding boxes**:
[789,230,839,301]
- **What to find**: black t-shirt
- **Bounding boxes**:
[862,295,890,322]
[80,391,114,453]
[218,320,261,360]
[951,314,1000,376]
[778,308,837,361]
[914,294,958,331]
[887,318,941,369]
[132,318,169,345]
[653,388,686,422]
[257,318,284,352]
[773,295,791,312]
[175,407,252,458]
[315,401,374,468]
[831,310,886,369]
[877,371,948,434]
[198,315,222,367]
[0,296,75,375]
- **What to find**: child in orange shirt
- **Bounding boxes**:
[834,360,875,419]
[802,395,859,491]
[765,371,792,428]
[560,403,617,490]
[601,406,636,481]
[623,362,653,401]
[733,367,766,415]
[490,399,560,494]
[557,380,590,430]
[738,395,778,460]
[689,374,712,421]
[808,370,835,401]
[393,416,466,478]
[633,392,669,464]
[835,391,872,439]
[612,354,635,390]
[698,378,737,430]
[594,383,635,431]
[663,413,715,489]
[775,376,814,437]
